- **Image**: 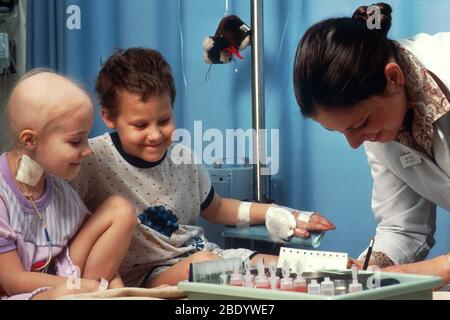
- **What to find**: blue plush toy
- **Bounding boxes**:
[139,205,179,238]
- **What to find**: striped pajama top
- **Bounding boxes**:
[0,153,90,274]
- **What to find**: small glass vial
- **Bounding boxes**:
[307,279,321,295]
[293,261,307,293]
[268,262,280,290]
[219,272,228,285]
[254,259,269,289]
[320,277,335,296]
[348,264,363,293]
[243,260,254,288]
[229,263,243,287]
[279,260,294,291]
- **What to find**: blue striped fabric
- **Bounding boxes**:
[0,154,89,270]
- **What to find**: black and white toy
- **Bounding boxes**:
[202,15,251,64]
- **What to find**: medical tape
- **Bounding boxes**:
[297,211,313,224]
[278,205,312,225]
[237,201,252,228]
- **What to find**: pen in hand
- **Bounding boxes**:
[363,238,375,270]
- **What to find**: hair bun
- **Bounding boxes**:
[352,5,369,23]
[352,3,392,36]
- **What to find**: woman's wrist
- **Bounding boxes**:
[368,251,395,268]
[440,254,450,284]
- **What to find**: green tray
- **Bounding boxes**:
[178,271,443,300]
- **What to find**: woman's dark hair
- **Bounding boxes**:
[293,3,394,117]
[96,48,176,119]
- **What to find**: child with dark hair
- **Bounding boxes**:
[71,48,335,288]
[294,3,450,284]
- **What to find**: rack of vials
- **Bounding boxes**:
[179,258,443,300]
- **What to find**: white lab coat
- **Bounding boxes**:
[360,32,450,265]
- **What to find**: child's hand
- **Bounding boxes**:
[292,212,336,238]
[33,279,101,299]
[78,279,102,291]
[265,207,336,241]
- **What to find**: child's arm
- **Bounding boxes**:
[0,250,98,296]
[200,192,266,225]
[201,192,335,237]
[0,250,66,295]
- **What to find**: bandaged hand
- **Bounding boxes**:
[265,206,335,241]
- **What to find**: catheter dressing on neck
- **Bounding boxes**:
[16,154,44,187]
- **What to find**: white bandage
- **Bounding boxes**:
[16,154,44,187]
[265,206,297,241]
[237,201,252,228]
[278,206,312,224]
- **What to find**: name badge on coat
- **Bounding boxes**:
[399,152,422,169]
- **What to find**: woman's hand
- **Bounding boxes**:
[347,257,378,269]
[292,212,336,238]
[348,254,450,288]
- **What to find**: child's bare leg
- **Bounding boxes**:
[69,195,136,282]
[250,254,279,266]
[108,272,124,289]
[147,251,222,288]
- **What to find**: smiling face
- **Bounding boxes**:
[313,90,409,149]
[102,90,175,162]
[36,103,94,180]
[311,62,409,149]
[7,71,94,181]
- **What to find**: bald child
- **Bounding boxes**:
[0,70,136,300]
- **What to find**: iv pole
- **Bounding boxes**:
[251,0,268,202]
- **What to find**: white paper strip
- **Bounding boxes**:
[278,247,348,272]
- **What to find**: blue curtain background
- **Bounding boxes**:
[27,0,450,259]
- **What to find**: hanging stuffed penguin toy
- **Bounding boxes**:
[202,15,251,64]
[0,0,17,14]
